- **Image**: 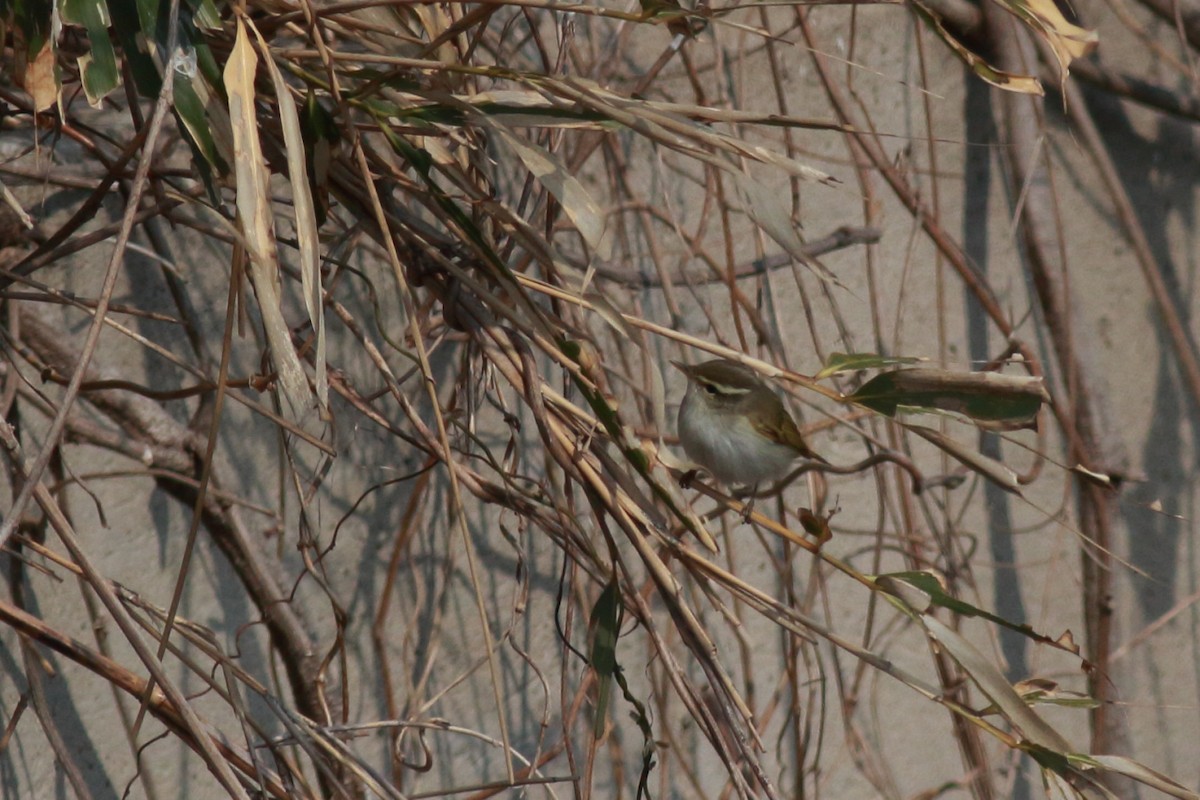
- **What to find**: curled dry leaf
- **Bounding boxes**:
[798,507,834,546]
[851,367,1049,431]
[1070,464,1117,489]
[252,24,327,412]
[999,0,1098,81]
[224,19,313,419]
[25,39,59,112]
[912,0,1045,95]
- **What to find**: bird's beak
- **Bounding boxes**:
[670,359,692,377]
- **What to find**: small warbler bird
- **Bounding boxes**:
[674,358,825,487]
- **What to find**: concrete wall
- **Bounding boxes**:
[1,3,1198,799]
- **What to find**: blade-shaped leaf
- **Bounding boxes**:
[734,171,842,286]
[253,25,327,412]
[1005,678,1098,711]
[172,57,233,176]
[589,578,622,738]
[300,90,340,226]
[25,38,59,112]
[105,0,230,179]
[907,424,1021,494]
[225,19,313,418]
[489,123,611,260]
[850,368,1048,430]
[192,0,221,29]
[63,0,120,106]
[1074,755,1200,799]
[1035,761,1111,800]
[922,616,1074,751]
[876,571,1082,656]
[816,352,925,380]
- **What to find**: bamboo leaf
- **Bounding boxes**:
[1075,755,1200,799]
[589,578,622,738]
[816,352,925,380]
[104,0,230,181]
[906,424,1021,494]
[912,0,1045,95]
[876,571,1081,656]
[62,0,120,106]
[922,616,1074,751]
[734,171,842,286]
[252,25,327,412]
[225,19,313,418]
[11,0,59,111]
[489,123,611,260]
[25,37,59,112]
[1002,678,1098,711]
[582,291,633,340]
[850,368,1048,430]
[998,0,1098,81]
[192,0,221,29]
[300,91,340,227]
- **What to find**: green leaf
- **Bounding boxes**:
[104,0,230,183]
[589,580,655,782]
[589,578,622,738]
[816,351,925,380]
[849,368,1048,430]
[190,0,221,30]
[172,72,229,173]
[1028,746,1114,799]
[375,117,513,281]
[62,0,120,106]
[474,101,609,124]
[105,0,160,96]
[12,0,54,55]
[624,446,649,472]
[559,339,583,362]
[581,384,621,438]
[300,91,340,226]
[1005,678,1099,711]
[875,571,1083,657]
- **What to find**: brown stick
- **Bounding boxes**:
[15,307,327,735]
[983,7,1131,779]
[0,597,293,799]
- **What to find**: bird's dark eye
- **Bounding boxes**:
[703,383,718,395]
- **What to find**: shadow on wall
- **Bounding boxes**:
[963,71,1034,800]
[1083,79,1200,786]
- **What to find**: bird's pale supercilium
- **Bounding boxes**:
[674,358,824,486]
